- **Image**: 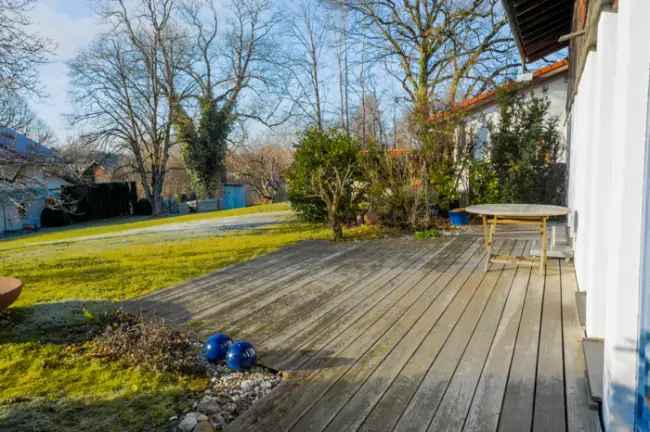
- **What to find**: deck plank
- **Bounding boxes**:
[201,241,386,332]
[426,241,526,432]
[137,233,599,432]
[320,239,485,432]
[173,242,363,325]
[391,241,516,432]
[462,242,532,432]
[561,260,601,432]
[264,238,463,370]
[532,258,566,432]
[226,238,475,431]
[231,239,437,345]
[146,240,328,303]
[299,240,484,432]
[357,242,491,432]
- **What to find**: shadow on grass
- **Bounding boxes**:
[0,299,192,345]
[0,389,193,432]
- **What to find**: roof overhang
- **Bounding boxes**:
[501,0,574,63]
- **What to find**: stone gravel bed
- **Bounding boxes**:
[173,362,282,432]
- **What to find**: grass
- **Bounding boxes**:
[0,202,290,249]
[0,208,388,431]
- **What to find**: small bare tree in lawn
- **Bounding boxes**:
[289,127,363,241]
[227,140,293,203]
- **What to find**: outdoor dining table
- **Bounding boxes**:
[465,204,570,272]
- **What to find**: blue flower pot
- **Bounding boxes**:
[226,340,257,370]
[449,209,470,226]
[204,333,232,363]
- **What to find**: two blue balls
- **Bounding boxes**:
[204,333,232,363]
[226,340,257,370]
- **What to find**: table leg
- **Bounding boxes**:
[485,216,496,272]
[482,216,488,248]
[540,217,548,272]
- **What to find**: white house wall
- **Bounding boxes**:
[567,3,650,430]
[464,73,569,160]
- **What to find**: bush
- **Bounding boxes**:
[482,89,565,204]
[415,228,440,240]
[362,147,432,229]
[40,207,72,228]
[134,198,153,216]
[288,127,364,240]
[62,182,138,222]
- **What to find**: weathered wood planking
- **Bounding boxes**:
[319,240,485,432]
[463,242,533,432]
[167,241,363,324]
[560,260,602,432]
[198,241,386,332]
[533,258,567,432]
[230,239,437,346]
[295,241,484,432]
[358,241,493,432]
[392,241,516,432]
[425,241,526,432]
[227,238,475,431]
[144,240,327,303]
[264,238,463,370]
[497,260,546,432]
[136,234,598,432]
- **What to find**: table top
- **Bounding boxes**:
[465,204,570,218]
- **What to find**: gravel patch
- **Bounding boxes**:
[174,356,282,432]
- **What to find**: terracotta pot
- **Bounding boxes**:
[0,277,23,311]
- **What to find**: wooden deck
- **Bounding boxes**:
[135,236,601,432]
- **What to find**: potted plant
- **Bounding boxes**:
[449,208,470,226]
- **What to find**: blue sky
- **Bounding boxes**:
[27,0,105,143]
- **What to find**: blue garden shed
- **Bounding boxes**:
[222,184,247,210]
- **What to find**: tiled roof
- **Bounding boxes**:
[454,59,569,112]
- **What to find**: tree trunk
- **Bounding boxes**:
[331,218,343,241]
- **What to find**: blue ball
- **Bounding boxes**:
[226,340,257,370]
[204,333,232,363]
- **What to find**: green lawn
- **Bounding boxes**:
[0,202,290,250]
[0,206,383,431]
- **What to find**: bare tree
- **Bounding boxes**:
[172,0,290,196]
[0,0,52,95]
[341,0,518,116]
[69,0,183,214]
[284,0,331,130]
[0,90,56,145]
[227,141,293,203]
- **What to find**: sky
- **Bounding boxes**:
[27,0,105,144]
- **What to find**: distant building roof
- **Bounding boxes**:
[0,127,56,159]
[454,59,569,113]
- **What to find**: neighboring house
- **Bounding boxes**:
[458,59,569,160]
[82,161,113,184]
[503,0,649,430]
[0,127,69,233]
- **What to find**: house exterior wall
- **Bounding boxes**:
[567,2,650,430]
[463,73,569,160]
